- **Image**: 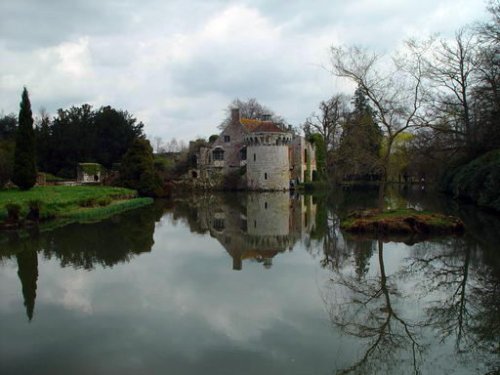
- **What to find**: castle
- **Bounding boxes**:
[195,108,316,190]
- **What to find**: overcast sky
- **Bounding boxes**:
[0,0,490,142]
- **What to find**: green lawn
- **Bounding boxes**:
[0,185,152,223]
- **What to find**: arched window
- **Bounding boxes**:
[213,148,224,161]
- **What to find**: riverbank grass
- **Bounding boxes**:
[341,208,464,236]
[0,186,153,227]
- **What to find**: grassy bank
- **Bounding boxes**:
[441,149,500,212]
[0,186,153,227]
[341,208,464,237]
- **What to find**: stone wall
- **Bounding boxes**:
[246,144,290,190]
[210,111,246,172]
[291,136,317,183]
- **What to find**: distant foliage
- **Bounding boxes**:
[35,104,143,178]
[0,139,15,188]
[0,114,18,140]
[12,88,37,190]
[441,149,500,212]
[119,138,164,197]
[336,87,383,180]
[307,133,327,180]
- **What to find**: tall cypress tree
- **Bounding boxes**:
[12,87,37,190]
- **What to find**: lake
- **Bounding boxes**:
[0,188,499,374]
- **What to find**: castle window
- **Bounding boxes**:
[304,149,308,163]
[224,135,230,142]
[213,218,225,231]
[213,148,224,160]
[265,202,268,209]
[240,219,247,231]
[240,147,247,160]
[253,153,256,161]
[264,172,268,180]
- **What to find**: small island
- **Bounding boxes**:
[341,208,465,237]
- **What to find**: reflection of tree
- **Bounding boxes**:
[307,194,351,271]
[16,249,38,321]
[42,202,165,269]
[408,238,500,371]
[326,240,422,374]
[0,201,168,322]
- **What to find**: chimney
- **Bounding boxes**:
[231,108,240,123]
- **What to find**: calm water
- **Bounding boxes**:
[0,189,499,375]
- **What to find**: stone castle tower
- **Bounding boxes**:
[244,121,292,190]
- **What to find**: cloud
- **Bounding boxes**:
[0,0,489,141]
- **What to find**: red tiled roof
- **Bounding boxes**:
[240,118,285,133]
[252,121,285,133]
[240,118,261,132]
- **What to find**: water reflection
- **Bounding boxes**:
[0,201,167,321]
[408,237,500,368]
[314,189,500,374]
[171,192,316,270]
[16,249,38,321]
[324,240,423,375]
[0,190,498,374]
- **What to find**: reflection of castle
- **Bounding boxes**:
[194,193,316,270]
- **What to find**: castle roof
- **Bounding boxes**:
[240,118,285,133]
[240,118,261,132]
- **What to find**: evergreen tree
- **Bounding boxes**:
[336,87,383,180]
[12,88,37,190]
[119,138,163,197]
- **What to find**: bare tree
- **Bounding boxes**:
[425,29,477,153]
[153,136,163,154]
[473,1,500,150]
[165,137,179,153]
[303,94,348,180]
[218,98,287,130]
[303,94,348,151]
[330,43,429,209]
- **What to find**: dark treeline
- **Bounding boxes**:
[36,104,144,178]
[0,104,144,181]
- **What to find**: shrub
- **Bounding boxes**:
[79,198,97,207]
[441,149,500,211]
[27,199,42,221]
[119,138,164,197]
[97,197,112,206]
[6,203,21,223]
